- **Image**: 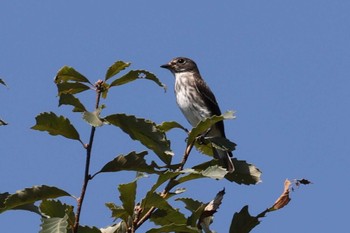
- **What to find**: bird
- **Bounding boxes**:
[161,57,235,173]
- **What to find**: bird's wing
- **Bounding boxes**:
[193,77,227,135]
[194,77,222,116]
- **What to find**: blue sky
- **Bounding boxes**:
[1,1,349,232]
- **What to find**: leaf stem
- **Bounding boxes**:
[73,81,103,233]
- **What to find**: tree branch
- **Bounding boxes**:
[73,80,103,233]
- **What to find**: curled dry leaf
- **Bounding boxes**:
[270,179,291,211]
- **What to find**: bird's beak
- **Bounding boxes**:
[160,63,171,69]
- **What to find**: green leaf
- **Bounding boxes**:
[176,198,206,229]
[142,192,187,226]
[39,199,74,219]
[173,166,227,189]
[58,93,87,112]
[174,172,203,189]
[31,112,81,141]
[1,191,41,215]
[225,159,262,185]
[157,121,188,133]
[151,208,188,227]
[39,214,69,233]
[0,185,71,214]
[146,223,199,233]
[55,66,91,84]
[97,151,160,175]
[188,205,206,228]
[0,192,9,208]
[83,109,104,127]
[105,114,173,164]
[176,198,204,213]
[100,222,127,233]
[105,203,129,222]
[0,78,7,87]
[201,165,228,179]
[142,192,169,210]
[109,70,166,91]
[149,171,179,193]
[57,82,91,96]
[118,181,137,216]
[78,225,102,233]
[193,159,262,185]
[229,206,260,233]
[105,61,131,81]
[188,111,235,148]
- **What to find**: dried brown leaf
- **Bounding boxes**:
[270,179,291,211]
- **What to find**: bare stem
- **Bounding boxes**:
[73,81,103,233]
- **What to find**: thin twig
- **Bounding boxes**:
[73,81,103,233]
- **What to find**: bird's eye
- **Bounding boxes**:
[177,58,186,64]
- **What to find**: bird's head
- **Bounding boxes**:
[161,57,199,74]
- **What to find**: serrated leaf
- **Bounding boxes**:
[143,193,187,226]
[193,159,262,185]
[151,208,187,227]
[0,185,70,214]
[146,223,199,233]
[55,66,91,84]
[58,93,86,112]
[0,78,7,87]
[105,61,131,81]
[188,112,235,149]
[39,214,69,233]
[229,206,259,233]
[0,192,9,208]
[40,199,73,219]
[105,114,173,164]
[83,110,104,127]
[176,198,204,213]
[105,203,129,222]
[78,225,102,233]
[142,192,170,210]
[100,221,127,233]
[31,112,81,141]
[97,151,160,175]
[225,159,262,185]
[57,82,91,96]
[118,181,136,216]
[157,121,188,133]
[109,70,166,91]
[188,205,206,228]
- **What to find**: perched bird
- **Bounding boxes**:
[161,57,235,173]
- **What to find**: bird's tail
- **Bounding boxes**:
[213,148,235,173]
